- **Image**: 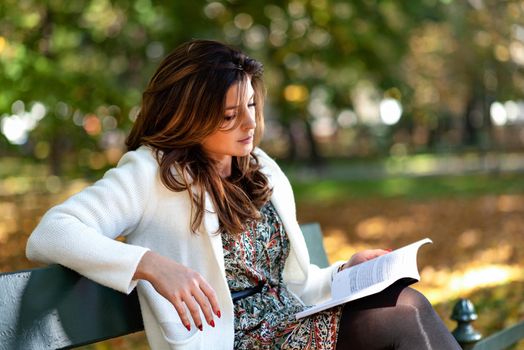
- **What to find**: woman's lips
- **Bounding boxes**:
[238,136,253,144]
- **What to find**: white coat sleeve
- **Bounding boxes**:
[26,149,155,294]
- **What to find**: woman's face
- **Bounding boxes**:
[201,77,256,176]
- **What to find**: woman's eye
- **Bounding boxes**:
[221,115,236,127]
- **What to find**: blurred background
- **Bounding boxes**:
[2,0,524,349]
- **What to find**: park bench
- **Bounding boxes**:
[0,223,522,349]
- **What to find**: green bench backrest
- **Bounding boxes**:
[470,322,524,350]
[0,222,329,349]
[301,222,330,268]
[0,265,143,350]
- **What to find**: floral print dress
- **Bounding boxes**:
[222,201,342,349]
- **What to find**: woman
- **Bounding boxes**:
[26,40,460,349]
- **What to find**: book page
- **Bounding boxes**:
[296,238,432,319]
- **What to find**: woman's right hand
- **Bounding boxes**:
[133,251,221,331]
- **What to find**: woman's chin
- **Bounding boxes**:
[237,144,254,156]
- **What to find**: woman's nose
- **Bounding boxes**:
[242,108,256,129]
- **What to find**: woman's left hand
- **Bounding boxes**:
[338,249,391,272]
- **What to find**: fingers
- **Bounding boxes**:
[191,285,217,328]
[347,248,393,268]
[169,290,210,331]
[167,273,221,332]
[144,255,222,332]
[171,298,193,331]
[184,291,205,331]
[199,278,221,319]
[366,248,390,259]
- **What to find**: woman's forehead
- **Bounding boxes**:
[225,77,254,107]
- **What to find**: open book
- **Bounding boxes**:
[296,238,432,319]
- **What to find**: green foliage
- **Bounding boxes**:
[1,0,524,172]
[0,0,217,173]
[291,172,524,202]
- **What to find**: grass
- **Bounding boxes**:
[290,173,524,202]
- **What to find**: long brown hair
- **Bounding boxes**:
[126,40,272,235]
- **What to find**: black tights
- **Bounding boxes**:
[336,282,461,350]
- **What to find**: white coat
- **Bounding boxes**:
[26,146,340,349]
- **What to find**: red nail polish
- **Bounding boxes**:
[217,310,221,318]
[210,320,215,327]
[185,324,191,331]
[198,324,203,331]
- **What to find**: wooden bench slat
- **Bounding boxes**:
[471,320,524,350]
[0,265,143,350]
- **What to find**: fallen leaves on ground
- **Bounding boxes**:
[2,187,523,348]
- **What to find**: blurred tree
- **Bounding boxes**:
[0,0,215,175]
[202,0,450,160]
[2,0,524,174]
[400,0,524,152]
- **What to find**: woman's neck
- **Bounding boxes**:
[214,156,232,178]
